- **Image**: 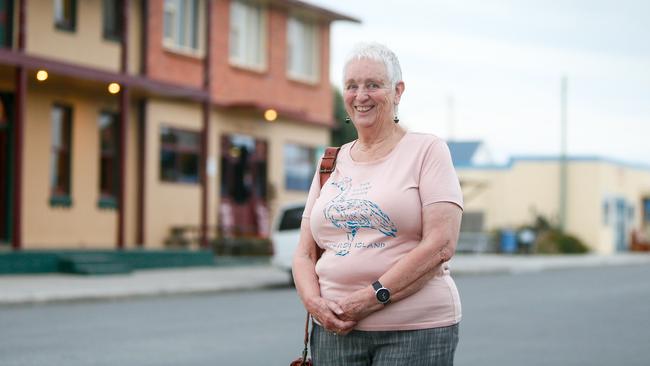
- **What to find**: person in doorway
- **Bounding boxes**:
[292,42,464,365]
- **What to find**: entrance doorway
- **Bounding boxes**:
[614,198,629,252]
[0,93,13,245]
[219,134,269,238]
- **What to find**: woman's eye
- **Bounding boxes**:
[368,83,380,89]
[346,84,358,91]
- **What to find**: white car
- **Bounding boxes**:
[270,203,305,282]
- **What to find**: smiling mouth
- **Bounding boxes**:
[355,105,374,112]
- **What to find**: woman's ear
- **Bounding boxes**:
[394,81,405,105]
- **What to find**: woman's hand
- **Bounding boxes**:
[307,296,357,335]
[336,286,383,323]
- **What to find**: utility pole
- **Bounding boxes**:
[446,94,455,140]
[559,76,568,231]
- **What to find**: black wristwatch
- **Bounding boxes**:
[372,280,391,305]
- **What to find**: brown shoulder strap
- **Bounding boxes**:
[297,146,341,362]
[319,147,341,187]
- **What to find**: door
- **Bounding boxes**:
[0,93,12,244]
[218,134,269,238]
[614,198,628,252]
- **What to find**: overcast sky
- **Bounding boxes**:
[310,0,650,165]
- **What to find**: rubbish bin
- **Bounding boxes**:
[500,230,517,254]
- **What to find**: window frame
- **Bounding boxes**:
[53,0,77,32]
[286,15,320,83]
[50,103,73,207]
[98,111,120,209]
[162,0,205,57]
[228,0,268,72]
[159,126,201,185]
[102,0,123,42]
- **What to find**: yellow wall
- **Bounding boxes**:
[22,88,124,248]
[213,111,330,228]
[26,0,141,73]
[144,99,203,248]
[458,159,650,254]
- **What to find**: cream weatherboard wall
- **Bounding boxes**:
[144,99,203,248]
[458,159,650,254]
[25,0,142,74]
[21,87,140,248]
[212,110,330,238]
[142,105,330,248]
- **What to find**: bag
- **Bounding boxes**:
[290,147,340,366]
[290,314,314,366]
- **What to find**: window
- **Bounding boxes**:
[0,0,14,47]
[286,16,319,82]
[284,143,317,191]
[229,0,266,70]
[643,198,650,225]
[98,112,119,207]
[54,0,76,31]
[103,0,123,41]
[163,0,201,53]
[50,104,73,206]
[160,127,200,183]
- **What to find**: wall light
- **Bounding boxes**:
[108,82,121,94]
[36,70,48,81]
[264,109,278,122]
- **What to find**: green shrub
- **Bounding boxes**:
[535,229,589,254]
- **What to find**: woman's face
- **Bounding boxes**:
[343,58,403,129]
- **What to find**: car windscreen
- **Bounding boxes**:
[278,206,305,231]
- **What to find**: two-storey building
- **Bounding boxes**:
[0,0,358,251]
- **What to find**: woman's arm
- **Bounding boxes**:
[336,201,462,322]
[292,218,357,334]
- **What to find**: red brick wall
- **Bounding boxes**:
[211,0,333,126]
[145,0,334,126]
[145,0,205,89]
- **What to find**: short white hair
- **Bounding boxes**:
[343,42,403,89]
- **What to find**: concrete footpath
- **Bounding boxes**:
[1,253,649,305]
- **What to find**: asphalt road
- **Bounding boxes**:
[1,265,649,366]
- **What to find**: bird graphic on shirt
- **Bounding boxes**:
[324,177,397,242]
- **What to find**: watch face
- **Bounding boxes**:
[376,288,390,303]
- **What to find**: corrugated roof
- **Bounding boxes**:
[272,0,361,23]
[448,141,482,166]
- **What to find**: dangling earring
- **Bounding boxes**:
[345,116,351,124]
[393,115,400,123]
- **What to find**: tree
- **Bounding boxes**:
[331,86,357,146]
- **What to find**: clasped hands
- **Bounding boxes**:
[308,286,381,336]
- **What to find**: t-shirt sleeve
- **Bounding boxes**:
[301,162,322,219]
[419,139,464,210]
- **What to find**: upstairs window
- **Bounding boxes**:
[287,16,320,82]
[103,0,123,41]
[0,0,14,47]
[163,0,202,54]
[98,112,120,207]
[54,0,77,31]
[50,104,73,206]
[229,0,266,70]
[160,127,200,184]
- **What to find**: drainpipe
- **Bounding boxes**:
[117,0,131,249]
[136,0,148,246]
[559,76,568,232]
[11,0,27,250]
[200,0,213,249]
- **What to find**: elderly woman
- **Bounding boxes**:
[292,42,463,365]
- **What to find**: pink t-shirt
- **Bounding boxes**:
[302,132,463,331]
